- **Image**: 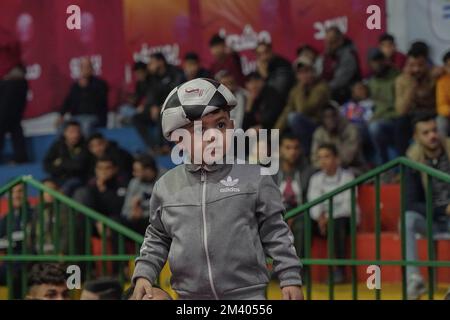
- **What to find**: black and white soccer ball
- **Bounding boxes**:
[161,78,237,139]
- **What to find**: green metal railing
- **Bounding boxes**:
[0,176,144,299]
[1,157,449,300]
[284,157,450,300]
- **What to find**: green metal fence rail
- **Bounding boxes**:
[1,157,449,300]
[284,157,450,300]
[0,175,144,300]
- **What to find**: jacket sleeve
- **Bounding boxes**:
[256,175,302,288]
[338,123,361,167]
[43,142,63,177]
[405,166,426,216]
[395,76,415,115]
[132,181,171,285]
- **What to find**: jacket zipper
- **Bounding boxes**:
[200,169,219,300]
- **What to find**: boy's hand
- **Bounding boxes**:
[132,278,153,300]
[281,286,304,300]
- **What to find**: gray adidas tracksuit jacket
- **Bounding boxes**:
[132,162,302,300]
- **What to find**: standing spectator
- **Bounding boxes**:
[274,132,315,256]
[436,50,450,137]
[209,34,245,87]
[25,263,70,300]
[275,59,330,157]
[121,154,158,235]
[132,53,183,153]
[215,69,247,129]
[311,103,367,176]
[86,133,133,181]
[321,26,361,104]
[395,48,436,155]
[43,121,89,196]
[367,48,400,165]
[0,29,28,163]
[181,52,210,82]
[405,114,450,300]
[308,143,358,283]
[118,61,149,126]
[378,33,407,71]
[295,44,322,75]
[255,41,295,103]
[243,72,282,130]
[57,57,108,137]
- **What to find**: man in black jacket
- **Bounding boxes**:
[405,113,450,299]
[56,57,108,137]
[43,121,89,195]
[86,133,133,181]
[243,72,283,130]
[132,53,184,153]
[255,42,295,104]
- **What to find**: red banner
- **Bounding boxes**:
[0,0,385,118]
[0,0,125,118]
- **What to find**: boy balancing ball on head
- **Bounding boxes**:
[131,78,303,300]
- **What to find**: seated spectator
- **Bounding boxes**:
[43,121,89,196]
[56,57,108,137]
[405,114,450,300]
[209,33,245,87]
[436,50,450,137]
[321,26,361,104]
[275,59,330,157]
[80,278,122,300]
[121,154,158,235]
[27,178,69,254]
[118,61,149,126]
[215,69,247,129]
[25,263,70,300]
[367,48,400,165]
[311,103,367,176]
[81,156,127,228]
[378,33,406,71]
[86,133,133,180]
[243,72,282,131]
[308,143,359,283]
[273,132,315,256]
[181,52,211,82]
[132,53,183,154]
[395,47,437,155]
[341,82,374,163]
[255,41,295,102]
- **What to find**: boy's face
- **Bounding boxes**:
[182,109,234,165]
[296,68,314,85]
[280,138,301,165]
[318,148,338,174]
[210,43,226,60]
[95,161,118,182]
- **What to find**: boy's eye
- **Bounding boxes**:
[217,122,226,129]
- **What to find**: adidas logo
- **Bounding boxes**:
[219,176,240,193]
